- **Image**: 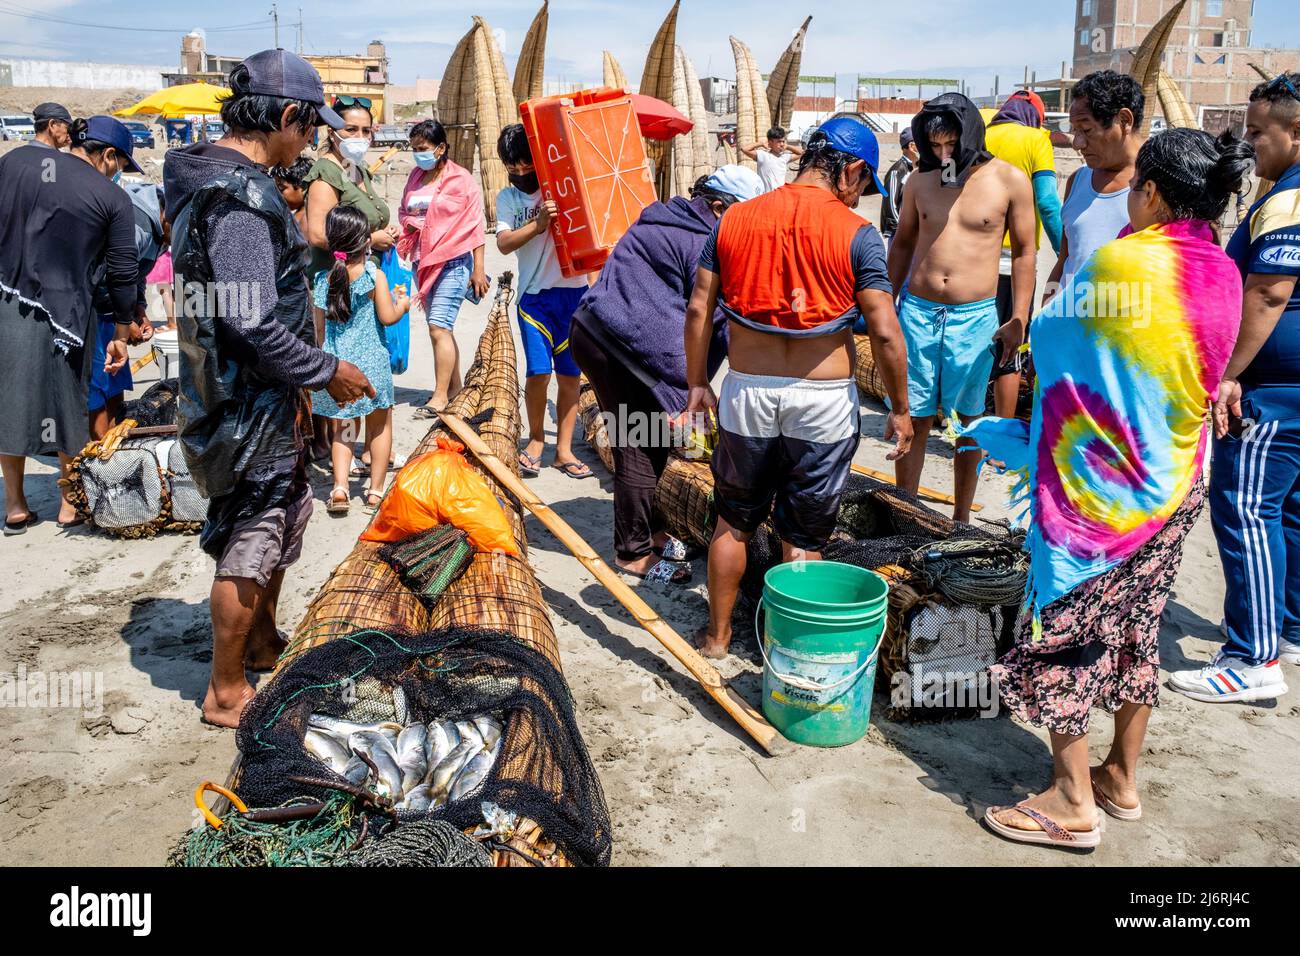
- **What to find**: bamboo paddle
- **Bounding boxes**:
[850,463,981,513]
[367,147,401,175]
[440,413,784,756]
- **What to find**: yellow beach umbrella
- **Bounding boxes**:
[114,82,229,118]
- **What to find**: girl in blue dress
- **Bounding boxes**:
[313,204,409,515]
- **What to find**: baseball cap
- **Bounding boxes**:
[234,49,344,129]
[704,164,763,202]
[84,115,143,174]
[33,102,72,124]
[899,126,914,149]
[814,115,887,197]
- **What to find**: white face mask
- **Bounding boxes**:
[337,135,370,164]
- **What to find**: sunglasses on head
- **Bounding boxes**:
[1265,74,1300,101]
[332,95,372,110]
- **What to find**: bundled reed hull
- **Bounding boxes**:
[1130,0,1188,135]
[1156,71,1197,129]
[731,36,771,172]
[513,2,549,106]
[473,18,514,226]
[438,25,478,171]
[641,2,680,198]
[767,16,812,130]
[653,457,717,550]
[671,47,694,197]
[603,50,628,90]
[681,50,712,183]
[853,333,890,403]
[578,380,615,474]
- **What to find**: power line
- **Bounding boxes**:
[0,2,270,34]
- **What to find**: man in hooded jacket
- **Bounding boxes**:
[571,165,763,585]
[886,92,1036,523]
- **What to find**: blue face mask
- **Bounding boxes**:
[111,170,122,184]
[413,150,441,170]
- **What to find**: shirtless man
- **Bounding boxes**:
[685,116,912,659]
[886,92,1036,522]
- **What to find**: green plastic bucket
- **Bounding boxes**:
[759,561,889,747]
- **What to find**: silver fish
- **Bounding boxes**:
[425,720,459,772]
[428,737,478,799]
[350,730,404,800]
[392,684,409,725]
[455,720,484,752]
[307,714,402,742]
[473,716,502,751]
[449,748,495,802]
[396,724,430,794]
[401,783,433,813]
[304,728,351,774]
[342,755,369,786]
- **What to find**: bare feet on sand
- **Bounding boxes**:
[201,681,255,728]
[694,625,731,660]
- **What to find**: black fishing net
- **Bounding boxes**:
[121,377,179,428]
[235,625,612,867]
[740,472,992,600]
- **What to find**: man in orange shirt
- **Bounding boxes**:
[684,116,913,659]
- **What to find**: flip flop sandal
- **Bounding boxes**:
[654,536,703,562]
[56,516,86,530]
[518,451,542,476]
[4,511,40,536]
[619,559,691,585]
[412,405,443,420]
[326,487,351,516]
[349,457,367,477]
[554,461,594,479]
[1092,780,1143,821]
[983,804,1103,849]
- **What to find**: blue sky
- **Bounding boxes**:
[1,0,1297,99]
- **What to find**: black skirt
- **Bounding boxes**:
[0,291,93,458]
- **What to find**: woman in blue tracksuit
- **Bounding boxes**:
[1171,73,1300,703]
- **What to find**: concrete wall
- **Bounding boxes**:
[0,58,166,91]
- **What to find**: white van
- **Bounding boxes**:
[0,114,35,141]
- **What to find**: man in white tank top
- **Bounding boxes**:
[1045,71,1146,300]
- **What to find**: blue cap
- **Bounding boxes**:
[236,49,344,129]
[704,164,763,202]
[815,114,887,197]
[84,115,143,174]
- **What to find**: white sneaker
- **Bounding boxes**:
[1280,640,1300,666]
[1168,655,1289,703]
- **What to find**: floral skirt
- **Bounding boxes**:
[991,480,1206,737]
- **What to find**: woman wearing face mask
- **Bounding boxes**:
[398,119,487,417]
[0,115,141,533]
[303,97,396,281]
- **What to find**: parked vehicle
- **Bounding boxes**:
[123,121,156,149]
[0,114,35,141]
[372,123,412,148]
[204,120,224,141]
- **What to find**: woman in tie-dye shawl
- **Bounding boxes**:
[964,129,1254,849]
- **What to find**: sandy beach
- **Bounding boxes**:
[1,140,1296,868]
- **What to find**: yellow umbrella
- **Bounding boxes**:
[114,82,229,118]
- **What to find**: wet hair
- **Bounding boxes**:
[923,110,961,141]
[767,126,786,140]
[409,119,447,148]
[324,204,372,324]
[795,129,857,186]
[68,118,119,163]
[1249,72,1300,122]
[271,155,314,188]
[1073,69,1145,130]
[1134,128,1255,223]
[689,174,741,211]
[220,62,319,135]
[496,123,532,166]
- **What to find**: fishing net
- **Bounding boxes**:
[235,625,612,867]
[378,525,476,610]
[121,378,179,428]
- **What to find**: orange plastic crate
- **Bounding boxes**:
[519,87,658,277]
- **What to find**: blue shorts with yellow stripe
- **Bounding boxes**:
[518,287,585,378]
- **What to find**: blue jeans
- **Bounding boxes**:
[422,252,472,331]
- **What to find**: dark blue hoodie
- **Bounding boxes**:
[579,195,728,414]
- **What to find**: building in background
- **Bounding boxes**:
[0,57,166,91]
[164,32,392,122]
[1072,0,1300,109]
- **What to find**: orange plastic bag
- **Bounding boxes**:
[361,438,519,555]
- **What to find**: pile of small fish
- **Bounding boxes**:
[303,713,504,812]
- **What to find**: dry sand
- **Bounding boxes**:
[1,143,1296,868]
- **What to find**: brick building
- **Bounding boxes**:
[1072,0,1300,109]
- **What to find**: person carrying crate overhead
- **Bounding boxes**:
[495,123,593,480]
